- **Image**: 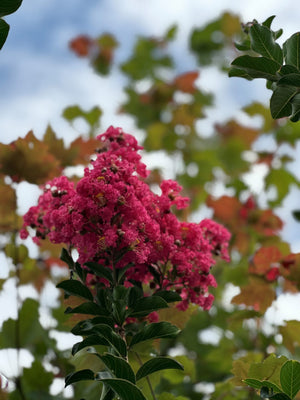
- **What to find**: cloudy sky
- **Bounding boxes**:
[1,0,300,389]
[1,0,300,144]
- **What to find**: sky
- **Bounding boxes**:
[1,0,300,391]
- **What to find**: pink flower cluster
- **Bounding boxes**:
[21,126,230,310]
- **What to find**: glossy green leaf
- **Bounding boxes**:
[96,378,146,400]
[280,360,300,399]
[231,55,280,81]
[60,248,74,269]
[277,73,300,87]
[136,357,183,381]
[0,18,9,50]
[279,65,300,76]
[65,301,109,316]
[0,0,22,17]
[98,353,136,383]
[244,378,281,392]
[57,279,94,301]
[129,296,169,317]
[85,262,113,284]
[290,93,300,122]
[153,290,182,303]
[292,210,300,222]
[283,33,300,70]
[71,317,114,335]
[270,86,296,119]
[228,67,253,80]
[130,322,180,347]
[89,324,127,357]
[72,334,109,355]
[260,387,291,399]
[249,23,283,64]
[65,369,95,387]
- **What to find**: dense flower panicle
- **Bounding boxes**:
[21,126,230,310]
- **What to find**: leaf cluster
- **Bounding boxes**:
[230,16,300,121]
[57,249,183,399]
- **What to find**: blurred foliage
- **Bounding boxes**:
[1,10,300,400]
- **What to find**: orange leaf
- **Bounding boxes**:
[174,71,199,93]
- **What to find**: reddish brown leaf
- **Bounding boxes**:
[70,136,101,165]
[207,195,241,224]
[254,209,283,236]
[0,131,60,184]
[215,120,259,148]
[0,178,17,232]
[174,71,199,93]
[251,246,282,275]
[232,277,276,312]
[69,35,93,57]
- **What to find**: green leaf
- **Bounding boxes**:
[72,334,109,355]
[22,360,54,392]
[292,210,300,222]
[96,378,146,400]
[0,0,22,17]
[244,378,281,392]
[270,86,297,119]
[228,67,253,80]
[0,19,9,50]
[60,248,74,269]
[136,357,183,381]
[65,369,95,387]
[74,262,88,282]
[65,301,109,316]
[249,23,283,64]
[153,290,182,303]
[129,296,169,317]
[290,93,300,122]
[260,387,291,399]
[280,360,300,399]
[98,353,136,383]
[157,394,189,400]
[57,279,94,301]
[277,73,300,87]
[231,55,280,81]
[279,65,299,76]
[71,317,114,335]
[265,168,299,206]
[283,33,300,69]
[262,16,276,29]
[85,262,113,284]
[130,322,180,348]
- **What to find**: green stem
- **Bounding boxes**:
[134,352,157,400]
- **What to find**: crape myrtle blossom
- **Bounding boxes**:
[21,126,230,310]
